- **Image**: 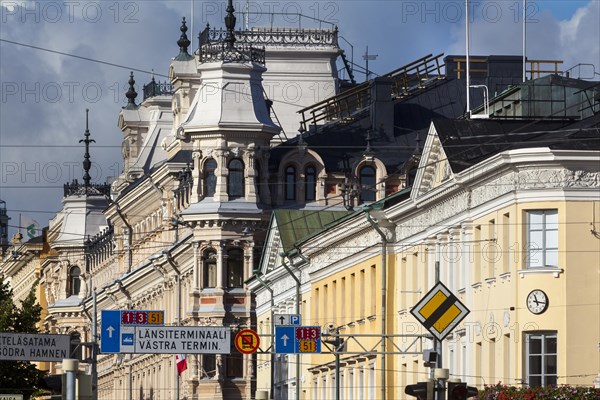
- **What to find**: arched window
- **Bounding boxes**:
[227,248,244,288]
[203,250,217,288]
[359,166,376,203]
[69,266,81,296]
[285,166,296,201]
[204,159,217,197]
[228,159,245,199]
[305,166,317,202]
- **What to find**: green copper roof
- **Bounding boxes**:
[273,209,351,254]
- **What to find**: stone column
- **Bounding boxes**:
[191,149,202,203]
[244,144,257,203]
[217,241,226,290]
[213,143,230,202]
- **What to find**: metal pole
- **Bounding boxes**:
[365,210,387,400]
[466,0,471,118]
[335,329,340,400]
[523,0,527,82]
[64,359,79,400]
[92,289,98,400]
[281,256,301,400]
[254,272,275,400]
[434,261,445,400]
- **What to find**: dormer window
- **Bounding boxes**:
[359,166,376,203]
[285,166,296,201]
[228,159,245,199]
[204,159,217,197]
[305,166,317,202]
[69,266,81,296]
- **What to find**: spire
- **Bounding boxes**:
[224,0,236,49]
[79,109,96,194]
[175,17,194,61]
[124,71,138,110]
[364,129,374,154]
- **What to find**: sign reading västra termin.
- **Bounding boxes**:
[0,332,70,361]
[129,326,231,354]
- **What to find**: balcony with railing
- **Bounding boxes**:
[143,77,174,100]
[63,179,111,197]
[200,26,339,48]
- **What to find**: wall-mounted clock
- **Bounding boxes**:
[527,289,549,315]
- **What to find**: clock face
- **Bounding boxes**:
[527,290,549,314]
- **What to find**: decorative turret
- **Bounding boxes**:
[174,17,194,61]
[124,72,138,110]
[197,0,264,64]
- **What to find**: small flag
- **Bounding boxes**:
[176,354,187,375]
[20,214,39,239]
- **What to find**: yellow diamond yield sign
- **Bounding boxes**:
[410,282,469,341]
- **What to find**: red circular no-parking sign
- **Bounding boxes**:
[235,329,260,354]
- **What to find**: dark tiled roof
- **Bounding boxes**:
[433,116,600,172]
[270,55,527,175]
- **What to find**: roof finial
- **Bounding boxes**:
[224,0,236,49]
[79,109,96,194]
[175,17,194,61]
[365,129,373,154]
[125,71,137,110]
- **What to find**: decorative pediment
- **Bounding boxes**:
[411,122,454,199]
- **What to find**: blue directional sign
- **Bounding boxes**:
[100,310,121,353]
[275,325,321,354]
[275,326,296,354]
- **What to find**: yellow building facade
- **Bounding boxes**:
[251,119,600,399]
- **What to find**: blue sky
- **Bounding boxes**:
[0,0,598,237]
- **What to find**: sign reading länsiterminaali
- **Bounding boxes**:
[129,326,230,354]
[0,333,71,361]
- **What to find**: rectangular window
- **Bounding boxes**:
[360,270,365,320]
[526,332,557,387]
[332,280,337,323]
[341,277,346,324]
[370,265,377,317]
[502,213,510,273]
[527,210,558,268]
[474,225,482,283]
[488,219,496,278]
[350,273,355,323]
[314,288,320,323]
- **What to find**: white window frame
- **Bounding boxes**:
[526,210,558,268]
[525,331,558,387]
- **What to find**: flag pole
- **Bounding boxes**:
[523,0,527,82]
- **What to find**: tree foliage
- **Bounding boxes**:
[0,279,46,399]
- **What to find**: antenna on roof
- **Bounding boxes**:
[465,0,471,118]
[363,46,378,82]
[523,0,527,82]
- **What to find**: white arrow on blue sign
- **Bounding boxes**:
[274,326,296,354]
[100,310,121,353]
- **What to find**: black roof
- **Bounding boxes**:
[270,55,527,174]
[433,115,600,172]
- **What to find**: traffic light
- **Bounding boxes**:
[405,380,434,400]
[447,381,479,400]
